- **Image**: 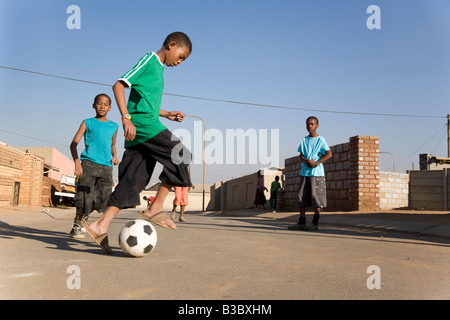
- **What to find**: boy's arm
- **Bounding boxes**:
[113,80,136,141]
[317,150,333,166]
[300,152,317,168]
[160,109,185,122]
[111,130,119,165]
[70,121,86,177]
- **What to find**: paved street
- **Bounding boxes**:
[1,206,449,300]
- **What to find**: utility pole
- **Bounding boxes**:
[448,114,450,157]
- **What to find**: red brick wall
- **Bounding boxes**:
[349,136,380,210]
[282,135,380,211]
[20,154,44,207]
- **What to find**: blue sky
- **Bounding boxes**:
[1,0,449,185]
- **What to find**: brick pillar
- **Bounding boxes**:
[21,153,44,206]
[349,135,380,210]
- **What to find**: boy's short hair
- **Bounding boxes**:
[306,116,319,124]
[94,93,111,105]
[163,32,192,53]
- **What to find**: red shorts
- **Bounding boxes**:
[174,186,189,206]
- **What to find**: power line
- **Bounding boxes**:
[384,124,447,171]
[0,129,67,147]
[0,65,446,119]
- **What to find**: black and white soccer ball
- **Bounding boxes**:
[118,219,157,257]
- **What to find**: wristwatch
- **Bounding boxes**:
[121,114,131,120]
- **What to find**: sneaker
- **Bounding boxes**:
[69,224,85,239]
[288,223,308,231]
[179,216,187,222]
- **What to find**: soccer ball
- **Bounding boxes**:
[118,219,157,257]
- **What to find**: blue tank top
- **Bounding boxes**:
[80,118,119,167]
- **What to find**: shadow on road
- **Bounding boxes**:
[0,220,123,254]
[190,213,450,248]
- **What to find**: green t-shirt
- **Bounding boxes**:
[271,181,281,192]
[119,52,166,148]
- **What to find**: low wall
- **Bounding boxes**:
[409,169,450,210]
[138,190,211,212]
[379,171,409,210]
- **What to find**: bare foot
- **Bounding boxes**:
[86,220,104,236]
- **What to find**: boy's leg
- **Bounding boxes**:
[289,176,310,230]
[141,182,177,229]
[271,190,278,211]
[307,207,320,231]
[92,164,114,215]
[288,207,308,230]
[179,205,186,222]
[312,207,321,225]
[137,130,191,229]
[87,147,154,236]
[171,204,177,220]
[172,187,181,220]
[70,161,97,238]
[88,206,121,235]
[310,177,326,231]
[298,207,307,224]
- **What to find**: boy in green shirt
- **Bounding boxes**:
[83,32,193,254]
[269,176,281,211]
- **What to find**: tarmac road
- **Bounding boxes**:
[0,206,449,301]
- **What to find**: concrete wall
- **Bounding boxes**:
[209,169,282,211]
[137,190,211,211]
[409,169,450,210]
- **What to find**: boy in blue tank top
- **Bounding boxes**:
[68,94,119,238]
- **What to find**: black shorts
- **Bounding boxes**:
[297,176,327,208]
[75,160,113,215]
[108,129,192,209]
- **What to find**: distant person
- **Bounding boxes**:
[254,170,268,210]
[172,166,191,222]
[68,93,119,238]
[288,116,332,231]
[82,32,193,254]
[269,175,281,212]
[143,195,155,208]
[171,186,189,222]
